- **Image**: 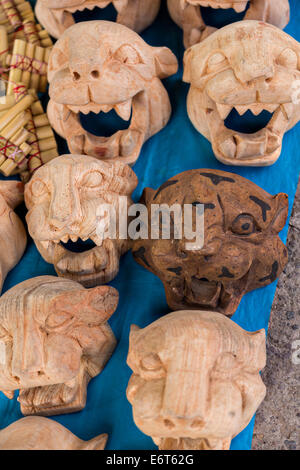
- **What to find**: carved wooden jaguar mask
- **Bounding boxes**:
[36,0,161,39]
[168,0,290,48]
[183,21,300,166]
[127,310,266,450]
[47,21,178,165]
[0,276,118,416]
[132,169,288,316]
[25,154,138,287]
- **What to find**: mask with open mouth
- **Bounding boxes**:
[132,169,288,316]
[0,276,118,416]
[183,21,300,166]
[168,0,290,48]
[127,310,266,450]
[47,21,178,165]
[25,154,138,287]
[0,181,27,294]
[0,417,108,450]
[35,0,161,39]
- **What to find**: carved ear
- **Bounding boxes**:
[183,47,193,83]
[139,187,155,206]
[51,286,119,323]
[87,286,119,321]
[130,324,141,333]
[248,329,266,370]
[129,324,142,342]
[0,181,24,209]
[154,47,178,79]
[1,390,14,399]
[111,162,138,195]
[272,193,289,232]
[79,434,108,450]
[48,39,69,81]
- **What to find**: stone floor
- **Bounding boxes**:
[252,184,300,450]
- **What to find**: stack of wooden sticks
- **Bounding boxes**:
[0,0,52,47]
[0,0,58,181]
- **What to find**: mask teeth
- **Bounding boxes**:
[234,105,249,116]
[114,98,132,121]
[232,2,248,13]
[217,103,279,118]
[196,1,248,12]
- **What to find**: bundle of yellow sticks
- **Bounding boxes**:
[0,87,58,180]
[0,1,59,181]
[0,0,52,48]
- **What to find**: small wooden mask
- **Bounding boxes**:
[127,310,266,450]
[0,181,27,294]
[47,21,178,165]
[25,154,138,287]
[36,0,161,39]
[0,417,108,450]
[0,276,118,415]
[168,0,290,48]
[183,21,300,166]
[132,169,288,316]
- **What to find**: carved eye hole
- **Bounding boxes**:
[81,171,103,189]
[114,44,143,65]
[206,52,228,74]
[231,214,255,236]
[30,179,48,198]
[46,311,74,330]
[140,353,163,372]
[277,48,298,69]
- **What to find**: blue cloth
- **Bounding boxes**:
[0,1,299,451]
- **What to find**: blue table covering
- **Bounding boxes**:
[0,0,299,450]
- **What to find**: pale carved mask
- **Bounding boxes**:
[25,154,138,287]
[127,310,266,450]
[132,169,288,316]
[0,417,108,450]
[183,21,300,166]
[0,181,27,294]
[168,0,290,48]
[0,276,118,415]
[35,0,161,39]
[47,21,178,164]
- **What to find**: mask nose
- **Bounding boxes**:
[70,63,101,82]
[162,342,210,421]
[11,322,45,385]
[49,186,83,234]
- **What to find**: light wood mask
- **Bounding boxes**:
[0,181,27,294]
[183,20,300,166]
[127,310,267,450]
[0,417,108,450]
[47,20,178,165]
[0,276,118,416]
[25,154,138,287]
[167,0,290,49]
[35,0,161,39]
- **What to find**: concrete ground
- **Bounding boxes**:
[252,184,300,450]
